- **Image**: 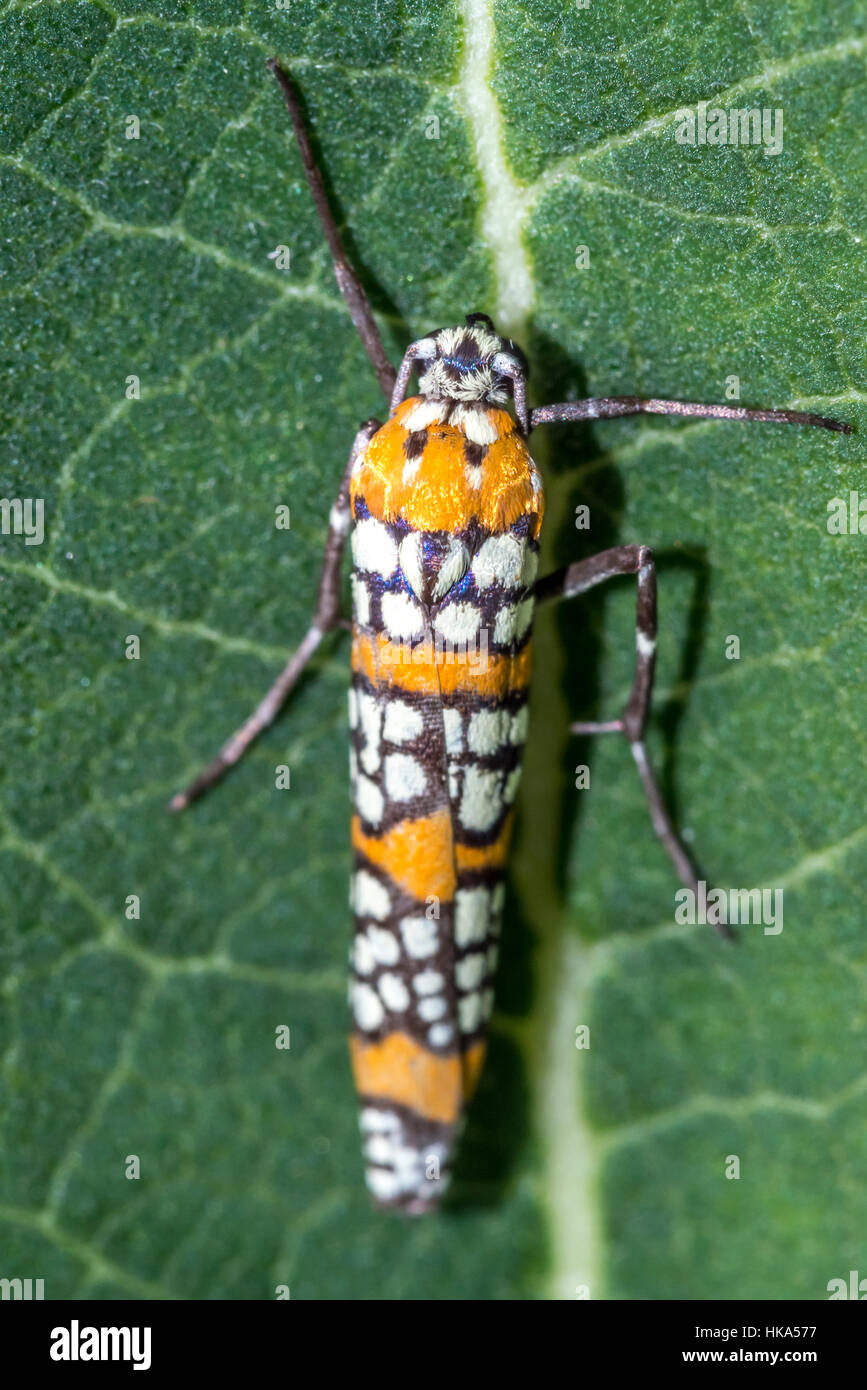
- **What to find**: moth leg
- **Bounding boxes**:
[390,339,435,416]
[267,59,396,403]
[535,544,729,933]
[169,420,379,812]
[529,397,851,433]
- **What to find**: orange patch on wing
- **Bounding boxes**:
[351,630,533,700]
[351,398,544,536]
[352,812,457,903]
[350,1032,487,1124]
[455,809,517,873]
[461,1041,487,1100]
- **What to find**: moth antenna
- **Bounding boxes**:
[530,397,851,433]
[267,58,397,401]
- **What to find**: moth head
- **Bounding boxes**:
[410,312,529,410]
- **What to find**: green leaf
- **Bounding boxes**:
[0,0,864,1300]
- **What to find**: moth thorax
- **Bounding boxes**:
[415,319,526,408]
[418,359,508,406]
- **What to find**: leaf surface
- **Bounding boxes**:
[0,0,864,1299]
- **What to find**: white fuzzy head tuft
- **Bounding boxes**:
[414,313,528,409]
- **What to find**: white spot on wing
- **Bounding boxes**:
[378,972,410,1012]
[509,705,529,744]
[353,934,375,975]
[458,991,482,1034]
[493,604,516,643]
[354,871,390,921]
[353,982,385,1031]
[402,455,423,486]
[450,403,500,445]
[383,699,423,744]
[381,590,425,640]
[357,689,383,774]
[356,775,384,826]
[468,708,509,756]
[398,534,425,600]
[472,533,524,589]
[384,753,427,800]
[434,601,481,645]
[365,1134,396,1165]
[443,707,464,754]
[360,1107,400,1133]
[455,887,492,947]
[456,952,486,991]
[493,596,534,645]
[351,517,398,577]
[432,539,470,601]
[402,398,447,431]
[351,573,371,626]
[504,767,522,804]
[367,925,400,965]
[418,995,448,1021]
[414,970,445,994]
[366,1167,400,1200]
[460,766,504,832]
[400,916,439,959]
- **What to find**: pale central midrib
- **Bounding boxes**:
[458,0,533,333]
[458,0,602,1302]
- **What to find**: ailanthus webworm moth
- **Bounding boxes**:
[170,60,851,1215]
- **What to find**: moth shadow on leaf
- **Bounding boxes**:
[526,329,713,911]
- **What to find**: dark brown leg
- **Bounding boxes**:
[536,544,731,938]
[267,59,396,402]
[390,337,436,416]
[169,420,379,811]
[529,397,851,433]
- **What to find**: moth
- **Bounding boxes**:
[171,60,850,1214]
